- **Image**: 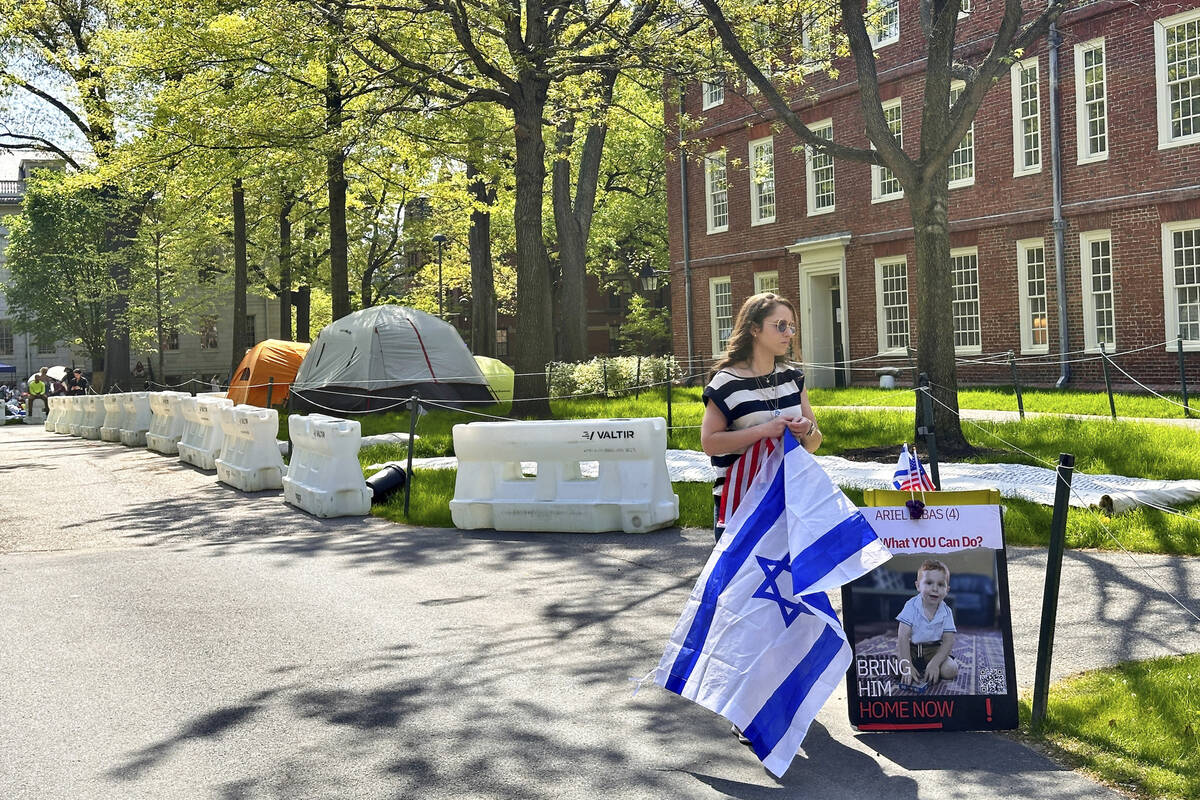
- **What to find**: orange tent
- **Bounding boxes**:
[226,340,310,407]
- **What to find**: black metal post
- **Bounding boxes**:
[403,392,419,516]
[907,347,917,390]
[635,356,642,399]
[1031,452,1077,731]
[917,373,941,489]
[1099,342,1116,420]
[602,359,608,398]
[285,390,293,459]
[666,374,673,432]
[1009,350,1025,420]
[266,376,275,409]
[1179,336,1191,418]
[547,363,555,401]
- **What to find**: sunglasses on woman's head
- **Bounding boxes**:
[765,319,796,335]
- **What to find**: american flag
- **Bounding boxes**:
[717,437,776,525]
[893,443,936,491]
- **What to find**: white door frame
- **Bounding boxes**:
[787,233,851,389]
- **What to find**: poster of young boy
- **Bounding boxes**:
[842,503,1018,731]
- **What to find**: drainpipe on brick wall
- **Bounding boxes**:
[1049,23,1071,388]
[678,91,696,377]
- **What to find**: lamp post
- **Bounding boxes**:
[432,233,448,317]
[638,261,668,293]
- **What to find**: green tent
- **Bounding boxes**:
[473,356,514,404]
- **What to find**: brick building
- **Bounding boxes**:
[665,1,1200,390]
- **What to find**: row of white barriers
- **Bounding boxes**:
[44,393,372,518]
[43,394,681,532]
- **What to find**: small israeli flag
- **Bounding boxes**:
[656,431,890,776]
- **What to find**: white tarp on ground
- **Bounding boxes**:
[375,450,1200,514]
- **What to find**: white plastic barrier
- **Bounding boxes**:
[145,391,191,455]
[178,396,233,471]
[215,404,285,491]
[78,396,107,439]
[119,392,152,447]
[43,396,65,432]
[68,396,88,436]
[54,396,78,435]
[100,393,128,442]
[283,414,372,517]
[449,417,678,534]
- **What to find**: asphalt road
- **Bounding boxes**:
[2,423,1198,799]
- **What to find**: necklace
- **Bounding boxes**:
[754,366,781,417]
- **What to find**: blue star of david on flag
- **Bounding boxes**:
[751,555,812,627]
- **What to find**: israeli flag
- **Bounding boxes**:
[656,430,891,777]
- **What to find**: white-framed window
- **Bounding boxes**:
[702,78,724,110]
[200,316,219,350]
[0,319,12,356]
[960,0,973,14]
[872,99,904,202]
[37,338,55,355]
[1011,58,1042,176]
[496,327,508,357]
[704,151,728,234]
[1016,239,1050,353]
[749,136,776,226]
[948,81,975,188]
[870,0,899,49]
[1155,9,1200,149]
[1162,220,1200,349]
[951,248,982,353]
[1080,230,1116,351]
[710,277,733,355]
[806,120,835,215]
[874,257,910,354]
[754,271,779,294]
[165,326,180,351]
[245,314,256,346]
[1075,39,1108,163]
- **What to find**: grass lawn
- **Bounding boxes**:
[1019,654,1200,800]
[346,388,1200,555]
[807,385,1198,420]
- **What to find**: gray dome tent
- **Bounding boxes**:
[290,305,494,413]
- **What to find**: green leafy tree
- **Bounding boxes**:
[3,171,124,372]
[618,294,672,355]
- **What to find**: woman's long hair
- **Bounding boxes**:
[708,292,798,383]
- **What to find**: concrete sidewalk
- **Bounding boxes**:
[2,423,1198,799]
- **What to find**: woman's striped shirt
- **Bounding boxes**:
[702,364,806,496]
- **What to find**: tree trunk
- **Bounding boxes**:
[467,163,496,358]
[909,182,970,454]
[551,69,616,363]
[510,94,553,418]
[231,178,249,381]
[295,285,311,343]
[326,18,350,323]
[100,186,138,393]
[279,194,294,341]
[155,232,165,383]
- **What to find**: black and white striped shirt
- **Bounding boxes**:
[702,365,806,496]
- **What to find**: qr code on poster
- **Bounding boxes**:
[979,667,1007,694]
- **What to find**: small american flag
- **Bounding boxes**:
[893,443,936,491]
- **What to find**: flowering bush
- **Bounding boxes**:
[545,355,680,398]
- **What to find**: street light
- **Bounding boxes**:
[638,261,668,292]
[432,233,449,317]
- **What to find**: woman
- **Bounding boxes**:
[700,292,822,542]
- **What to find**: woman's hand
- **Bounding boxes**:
[784,416,817,440]
[758,416,789,440]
